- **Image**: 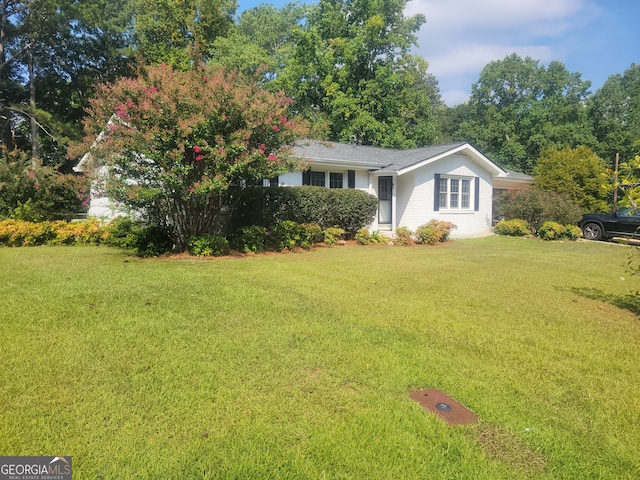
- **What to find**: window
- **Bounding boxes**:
[329,172,343,188]
[310,171,325,187]
[437,176,471,210]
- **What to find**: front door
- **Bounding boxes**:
[378,176,392,225]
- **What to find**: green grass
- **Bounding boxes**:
[1,237,639,479]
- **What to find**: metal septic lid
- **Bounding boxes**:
[409,388,478,425]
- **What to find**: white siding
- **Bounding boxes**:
[395,153,494,238]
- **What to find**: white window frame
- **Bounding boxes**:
[438,176,472,211]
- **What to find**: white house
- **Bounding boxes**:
[77,137,532,237]
[273,140,532,238]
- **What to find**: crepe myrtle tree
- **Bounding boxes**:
[72,64,308,251]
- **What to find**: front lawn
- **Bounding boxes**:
[1,237,639,479]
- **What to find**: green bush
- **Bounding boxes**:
[393,226,413,246]
[538,221,566,240]
[188,234,229,257]
[415,220,456,245]
[0,218,103,246]
[269,220,303,251]
[369,230,388,244]
[103,218,172,256]
[0,148,88,221]
[323,227,345,246]
[355,228,371,245]
[103,217,144,249]
[134,226,173,257]
[496,187,583,234]
[494,219,532,237]
[538,221,582,241]
[564,224,582,240]
[300,223,323,247]
[234,225,267,253]
[230,186,378,237]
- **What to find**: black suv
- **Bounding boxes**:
[578,208,640,241]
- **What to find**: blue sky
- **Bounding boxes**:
[236,0,639,106]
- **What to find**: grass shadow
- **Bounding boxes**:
[564,286,640,316]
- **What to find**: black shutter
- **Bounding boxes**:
[270,176,279,187]
[474,176,480,211]
[434,174,440,211]
[348,170,355,189]
[302,169,310,185]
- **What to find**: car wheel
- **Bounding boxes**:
[582,222,603,241]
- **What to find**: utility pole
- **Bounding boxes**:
[613,152,619,211]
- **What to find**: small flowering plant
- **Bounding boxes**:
[71,64,308,250]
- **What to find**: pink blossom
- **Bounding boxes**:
[194,146,202,153]
[195,155,204,161]
[28,170,35,178]
[280,116,287,124]
[272,125,279,131]
[147,87,158,94]
[218,148,225,154]
[260,144,266,150]
[268,153,277,161]
[203,76,208,82]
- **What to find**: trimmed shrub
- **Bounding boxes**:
[50,219,103,245]
[323,227,345,246]
[538,221,566,240]
[300,223,323,247]
[234,225,267,253]
[565,224,582,240]
[0,218,103,246]
[102,217,143,249]
[230,186,378,237]
[393,226,413,246]
[538,221,582,241]
[415,220,456,245]
[494,219,532,237]
[269,220,303,251]
[355,228,371,245]
[188,234,230,257]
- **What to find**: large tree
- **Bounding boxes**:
[589,63,640,165]
[71,64,308,251]
[131,0,236,69]
[0,0,134,166]
[456,54,595,173]
[273,0,441,148]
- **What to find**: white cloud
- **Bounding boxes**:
[406,0,600,104]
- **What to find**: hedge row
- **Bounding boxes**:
[229,186,378,237]
[494,218,581,240]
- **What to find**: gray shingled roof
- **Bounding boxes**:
[292,140,470,172]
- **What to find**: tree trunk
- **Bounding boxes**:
[28,45,38,165]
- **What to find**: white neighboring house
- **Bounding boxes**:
[73,116,131,221]
[76,137,532,237]
[277,140,533,238]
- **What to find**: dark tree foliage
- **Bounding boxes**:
[456,54,596,173]
[589,63,640,165]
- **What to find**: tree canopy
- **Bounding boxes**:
[456,54,596,173]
